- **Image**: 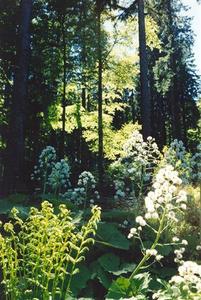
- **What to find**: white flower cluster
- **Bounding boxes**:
[127,165,187,277]
[77,171,96,189]
[127,216,146,238]
[144,165,187,221]
[191,143,201,182]
[164,139,192,184]
[31,146,56,182]
[38,146,56,167]
[114,180,126,200]
[153,261,201,299]
[30,147,99,207]
[145,249,163,261]
[65,171,99,207]
[111,130,160,209]
[48,159,71,194]
[123,131,160,165]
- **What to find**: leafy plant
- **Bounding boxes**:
[106,272,151,299]
[0,201,101,300]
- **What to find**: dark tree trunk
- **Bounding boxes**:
[3,0,33,195]
[138,0,152,139]
[82,88,86,108]
[81,1,87,110]
[61,15,67,159]
[96,0,104,188]
[166,0,181,140]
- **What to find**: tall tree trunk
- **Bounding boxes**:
[138,0,152,139]
[3,0,32,195]
[61,15,67,158]
[81,0,87,109]
[166,0,181,140]
[96,0,104,188]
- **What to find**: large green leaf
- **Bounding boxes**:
[98,253,120,273]
[96,223,130,250]
[90,261,112,289]
[106,277,131,299]
[112,262,136,276]
[70,264,91,296]
[98,253,136,276]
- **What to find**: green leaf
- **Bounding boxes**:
[112,262,136,276]
[130,273,151,294]
[98,253,120,273]
[96,223,130,250]
[70,264,91,296]
[106,277,131,299]
[90,261,112,289]
[157,244,172,256]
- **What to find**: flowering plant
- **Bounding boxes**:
[191,143,201,183]
[48,159,71,195]
[163,139,192,185]
[127,165,187,278]
[153,260,201,300]
[63,171,100,208]
[110,130,161,209]
[107,165,188,299]
[31,146,56,194]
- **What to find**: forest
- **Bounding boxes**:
[0,0,201,299]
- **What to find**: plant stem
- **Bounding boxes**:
[129,208,166,280]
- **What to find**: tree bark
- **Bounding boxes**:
[61,15,67,159]
[3,0,33,195]
[166,0,181,140]
[96,0,104,188]
[138,0,152,139]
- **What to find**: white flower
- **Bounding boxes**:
[156,254,163,261]
[136,216,146,227]
[145,197,155,213]
[130,228,137,235]
[181,239,188,246]
[180,203,187,210]
[146,249,158,256]
[178,261,201,277]
[170,275,184,284]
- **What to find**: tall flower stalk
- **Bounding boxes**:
[128,165,187,278]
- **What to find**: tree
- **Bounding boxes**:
[3,0,33,194]
[138,0,152,138]
[96,0,104,187]
[149,0,199,146]
[118,0,152,138]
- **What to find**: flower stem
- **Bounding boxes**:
[129,208,166,280]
